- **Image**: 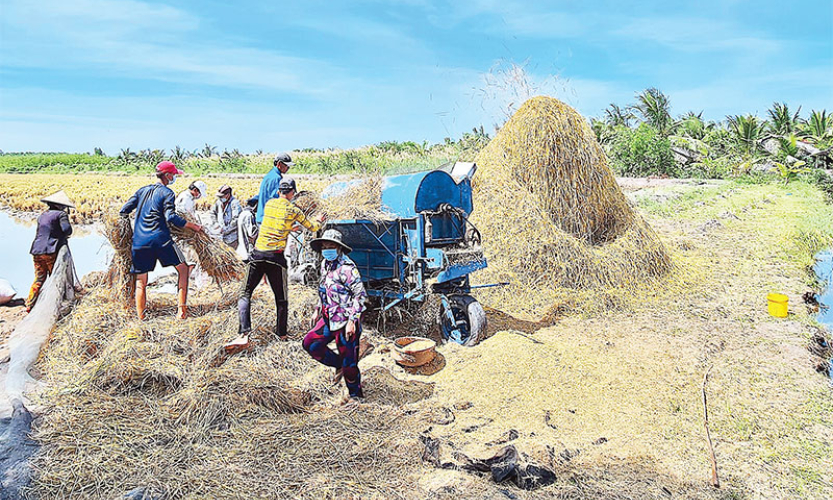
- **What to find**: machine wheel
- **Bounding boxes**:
[440,294,487,346]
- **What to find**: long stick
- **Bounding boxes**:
[702,365,720,488]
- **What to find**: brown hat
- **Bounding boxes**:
[217,184,232,197]
[41,190,76,209]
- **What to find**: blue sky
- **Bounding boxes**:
[1,0,831,153]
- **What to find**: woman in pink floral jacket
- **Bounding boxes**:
[302,229,367,400]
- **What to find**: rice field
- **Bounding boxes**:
[0,174,328,224]
[3,98,833,499]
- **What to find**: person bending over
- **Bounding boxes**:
[120,161,203,320]
[302,229,368,401]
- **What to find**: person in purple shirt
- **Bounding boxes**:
[302,229,368,401]
[120,161,203,320]
[256,152,293,224]
[27,190,75,312]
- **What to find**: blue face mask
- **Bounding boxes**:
[321,249,339,261]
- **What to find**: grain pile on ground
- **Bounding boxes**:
[471,96,671,317]
[28,283,430,499]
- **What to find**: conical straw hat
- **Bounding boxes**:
[41,190,76,209]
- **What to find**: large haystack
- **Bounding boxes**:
[471,96,671,317]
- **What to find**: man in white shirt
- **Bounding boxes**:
[175,180,208,217]
[236,196,259,262]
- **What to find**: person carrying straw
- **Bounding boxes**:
[302,229,368,401]
[229,177,323,351]
[27,191,75,312]
[120,161,203,320]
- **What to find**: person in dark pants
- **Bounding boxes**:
[120,161,203,320]
[302,229,368,400]
[228,177,323,352]
[27,191,75,312]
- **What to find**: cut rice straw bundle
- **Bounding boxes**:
[103,212,134,306]
[170,212,244,283]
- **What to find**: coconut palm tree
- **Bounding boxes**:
[221,149,243,161]
[727,115,765,156]
[767,102,801,136]
[804,110,832,144]
[633,88,675,136]
[200,143,218,158]
[590,118,615,145]
[118,148,137,164]
[170,145,190,163]
[603,103,635,127]
[676,111,713,140]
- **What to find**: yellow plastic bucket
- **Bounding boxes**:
[767,293,789,318]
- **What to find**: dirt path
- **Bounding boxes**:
[615,176,722,191]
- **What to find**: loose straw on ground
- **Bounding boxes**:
[29,283,433,499]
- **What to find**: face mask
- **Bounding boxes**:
[321,249,339,262]
[170,175,178,185]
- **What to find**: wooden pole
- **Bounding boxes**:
[702,365,720,488]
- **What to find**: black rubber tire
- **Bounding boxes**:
[458,295,486,346]
[440,294,486,346]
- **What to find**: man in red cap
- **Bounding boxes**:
[120,161,203,320]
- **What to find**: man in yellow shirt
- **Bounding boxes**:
[233,177,323,348]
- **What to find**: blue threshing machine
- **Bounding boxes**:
[322,162,502,345]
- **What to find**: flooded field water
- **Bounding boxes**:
[0,211,112,298]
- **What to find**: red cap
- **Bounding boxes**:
[155,161,184,175]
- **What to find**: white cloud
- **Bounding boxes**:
[670,66,833,119]
[0,0,354,96]
[293,14,429,55]
[432,0,589,38]
[612,17,784,55]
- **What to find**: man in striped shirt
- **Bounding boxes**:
[232,177,324,349]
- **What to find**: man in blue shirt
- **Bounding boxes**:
[120,161,204,320]
[256,152,294,224]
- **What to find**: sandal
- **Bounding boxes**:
[224,336,252,355]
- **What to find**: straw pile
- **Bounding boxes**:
[471,96,671,317]
[29,283,427,499]
[320,176,393,220]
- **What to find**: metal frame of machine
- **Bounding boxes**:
[321,162,504,345]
